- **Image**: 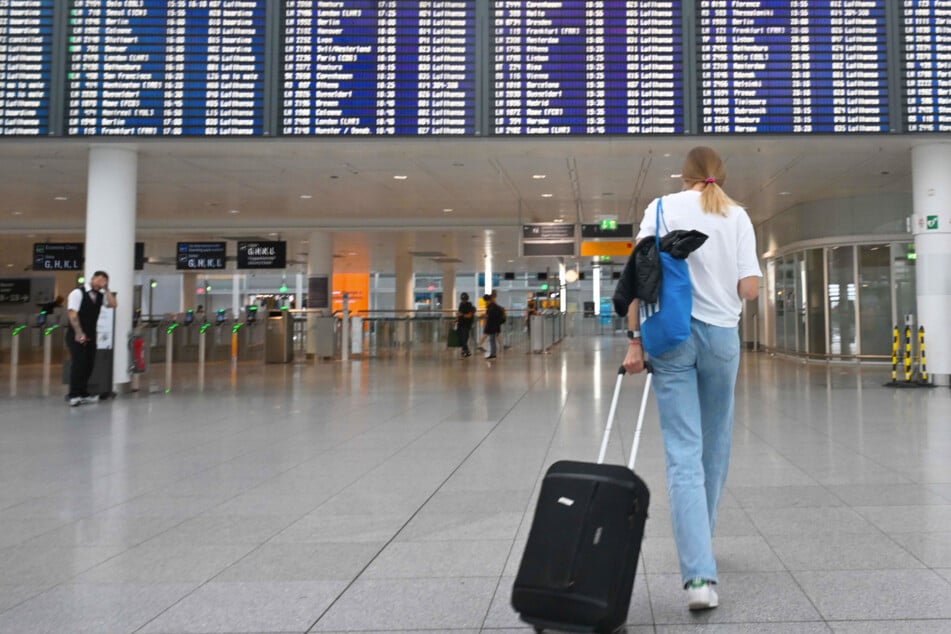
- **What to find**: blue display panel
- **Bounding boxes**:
[904,0,951,132]
[66,0,265,136]
[700,0,889,133]
[0,0,54,136]
[493,1,684,135]
[282,0,475,135]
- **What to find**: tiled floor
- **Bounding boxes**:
[1,336,950,633]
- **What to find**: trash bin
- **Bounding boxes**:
[265,309,293,363]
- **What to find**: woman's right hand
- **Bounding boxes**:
[623,341,645,374]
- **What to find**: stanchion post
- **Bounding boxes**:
[904,325,913,383]
[891,325,899,384]
[919,326,928,384]
[41,324,57,397]
[198,322,208,391]
[165,323,177,393]
[10,325,25,397]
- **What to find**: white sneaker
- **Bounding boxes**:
[69,397,83,407]
[686,579,719,611]
[81,395,99,404]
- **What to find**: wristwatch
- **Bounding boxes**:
[626,329,641,341]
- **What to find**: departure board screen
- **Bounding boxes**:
[0,1,54,135]
[66,0,265,136]
[493,1,684,135]
[699,0,889,133]
[282,1,475,135]
[904,1,951,132]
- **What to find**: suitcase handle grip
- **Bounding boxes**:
[599,364,652,466]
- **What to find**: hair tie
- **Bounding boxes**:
[704,177,716,184]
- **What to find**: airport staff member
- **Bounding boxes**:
[66,271,117,406]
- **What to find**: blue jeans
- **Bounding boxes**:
[649,318,740,586]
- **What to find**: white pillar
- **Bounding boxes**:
[295,271,303,310]
[442,263,456,311]
[232,273,240,318]
[85,145,137,390]
[307,231,334,355]
[483,256,493,295]
[559,260,567,313]
[912,144,951,384]
[394,250,414,313]
[593,263,601,315]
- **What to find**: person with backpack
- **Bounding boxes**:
[482,293,504,360]
[622,147,761,611]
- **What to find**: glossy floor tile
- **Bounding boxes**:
[1,336,950,632]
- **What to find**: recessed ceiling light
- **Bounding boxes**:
[533,174,547,179]
[663,153,671,158]
[347,251,357,256]
[541,193,553,198]
[553,218,565,223]
[779,191,792,196]
[11,211,23,216]
[301,240,308,244]
[393,175,408,180]
[5,263,12,267]
[300,194,312,199]
[670,173,682,178]
[54,196,68,201]
[443,208,453,213]
[228,209,240,214]
[269,232,278,237]
[507,259,514,263]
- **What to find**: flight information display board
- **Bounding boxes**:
[282,1,475,135]
[493,1,684,135]
[0,1,54,135]
[66,0,265,136]
[699,0,889,133]
[903,0,951,132]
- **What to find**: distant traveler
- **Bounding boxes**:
[456,292,475,358]
[482,293,503,360]
[622,147,761,610]
[66,271,117,406]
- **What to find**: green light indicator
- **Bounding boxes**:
[599,219,617,230]
[279,284,289,293]
[540,283,549,291]
[77,276,85,285]
[150,279,157,288]
[166,323,179,335]
[12,325,26,337]
[200,323,211,334]
[907,253,917,261]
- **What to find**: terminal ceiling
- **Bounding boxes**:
[0,135,932,276]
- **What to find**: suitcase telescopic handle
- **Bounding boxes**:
[597,363,653,467]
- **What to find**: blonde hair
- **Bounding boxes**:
[682,146,740,217]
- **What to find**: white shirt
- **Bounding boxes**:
[636,190,761,328]
[67,283,99,313]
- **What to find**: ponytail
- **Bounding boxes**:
[682,146,741,217]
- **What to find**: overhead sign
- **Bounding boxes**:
[176,242,226,270]
[581,223,635,239]
[580,241,634,257]
[0,279,31,303]
[33,243,83,271]
[237,241,286,269]
[521,223,577,257]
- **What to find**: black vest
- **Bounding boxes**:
[69,286,103,339]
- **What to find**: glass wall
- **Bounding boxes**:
[767,241,914,360]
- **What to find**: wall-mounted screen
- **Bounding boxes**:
[493,1,684,134]
[281,0,475,135]
[66,0,265,136]
[699,0,889,133]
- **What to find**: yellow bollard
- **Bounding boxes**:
[891,325,899,384]
[919,326,928,383]
[904,325,912,383]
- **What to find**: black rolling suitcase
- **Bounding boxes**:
[512,365,652,633]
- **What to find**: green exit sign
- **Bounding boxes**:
[599,219,617,230]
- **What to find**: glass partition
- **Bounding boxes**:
[858,245,892,356]
[828,246,856,356]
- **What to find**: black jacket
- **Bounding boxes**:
[483,303,503,334]
[613,230,709,317]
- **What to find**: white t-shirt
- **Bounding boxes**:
[67,283,98,313]
[636,190,761,328]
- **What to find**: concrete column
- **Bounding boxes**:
[592,263,601,315]
[182,273,197,311]
[306,231,333,355]
[442,263,456,311]
[394,235,414,313]
[85,145,136,391]
[911,144,951,385]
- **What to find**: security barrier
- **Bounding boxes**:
[884,323,935,388]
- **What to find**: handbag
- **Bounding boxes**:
[639,197,693,356]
